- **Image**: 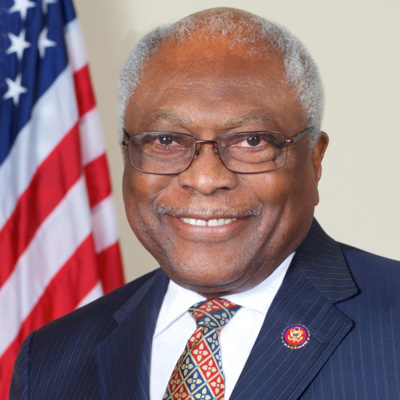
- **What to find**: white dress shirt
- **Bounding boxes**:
[150,253,294,400]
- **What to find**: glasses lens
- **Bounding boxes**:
[128,133,195,174]
[219,132,287,173]
[125,131,289,174]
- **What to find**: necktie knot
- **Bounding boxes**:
[189,298,241,330]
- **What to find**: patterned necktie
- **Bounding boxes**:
[163,298,241,400]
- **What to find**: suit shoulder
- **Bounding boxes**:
[11,269,167,398]
[340,243,400,270]
[32,268,162,344]
[339,243,400,291]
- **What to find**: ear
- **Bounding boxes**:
[120,144,126,164]
[312,131,329,206]
[312,131,329,183]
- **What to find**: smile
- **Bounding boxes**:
[179,218,238,226]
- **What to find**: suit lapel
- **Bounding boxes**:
[94,269,169,400]
[231,220,359,399]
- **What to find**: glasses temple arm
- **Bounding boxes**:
[286,125,315,144]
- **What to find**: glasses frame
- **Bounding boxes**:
[121,125,315,175]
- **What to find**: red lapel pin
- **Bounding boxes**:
[282,324,310,349]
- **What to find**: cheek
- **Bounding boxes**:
[245,159,317,216]
[241,171,296,208]
[122,168,176,228]
[123,169,155,231]
[123,169,162,204]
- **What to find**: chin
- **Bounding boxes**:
[163,257,251,295]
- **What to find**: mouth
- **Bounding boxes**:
[179,217,237,227]
[157,205,261,219]
[156,205,260,240]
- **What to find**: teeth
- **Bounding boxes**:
[180,218,237,226]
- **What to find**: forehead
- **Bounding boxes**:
[142,34,286,92]
[125,35,306,133]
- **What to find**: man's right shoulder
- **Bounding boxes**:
[32,268,163,342]
[10,269,167,399]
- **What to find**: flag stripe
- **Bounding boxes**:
[74,65,96,117]
[79,108,107,165]
[85,154,112,208]
[0,235,101,391]
[0,178,92,355]
[0,65,101,287]
[96,242,124,294]
[0,125,114,291]
[0,124,81,288]
[65,19,87,72]
[0,60,96,232]
[0,67,78,230]
[91,196,120,253]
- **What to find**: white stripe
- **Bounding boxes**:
[91,195,119,253]
[0,66,78,230]
[77,281,103,308]
[79,108,106,166]
[64,18,87,72]
[0,177,91,356]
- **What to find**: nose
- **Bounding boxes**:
[193,140,219,157]
[177,142,238,195]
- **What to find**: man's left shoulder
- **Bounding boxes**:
[340,242,400,270]
[339,243,400,292]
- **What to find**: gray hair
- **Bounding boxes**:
[117,11,324,145]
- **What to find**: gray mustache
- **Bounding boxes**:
[157,205,261,218]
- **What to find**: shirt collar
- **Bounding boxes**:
[224,252,294,314]
[154,252,294,336]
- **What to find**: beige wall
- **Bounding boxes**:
[74,0,400,282]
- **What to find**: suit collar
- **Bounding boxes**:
[231,219,359,399]
[294,219,358,303]
[94,269,169,400]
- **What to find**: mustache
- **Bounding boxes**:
[157,205,261,218]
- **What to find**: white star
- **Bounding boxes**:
[3,74,28,106]
[8,0,36,21]
[43,0,57,14]
[38,27,56,58]
[6,30,31,60]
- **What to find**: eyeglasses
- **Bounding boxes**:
[121,126,314,174]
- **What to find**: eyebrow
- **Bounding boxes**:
[145,108,279,130]
[147,109,192,126]
[222,110,278,128]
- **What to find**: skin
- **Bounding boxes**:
[122,9,329,298]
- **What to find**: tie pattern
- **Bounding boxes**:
[163,298,240,400]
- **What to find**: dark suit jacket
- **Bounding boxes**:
[10,220,400,399]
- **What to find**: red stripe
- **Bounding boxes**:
[0,126,82,288]
[97,241,124,293]
[85,154,112,208]
[74,65,96,117]
[0,235,100,398]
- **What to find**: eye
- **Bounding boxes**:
[231,135,267,148]
[141,133,183,148]
[141,133,193,153]
[242,136,263,147]
[157,136,175,146]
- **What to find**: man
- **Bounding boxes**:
[10,8,400,400]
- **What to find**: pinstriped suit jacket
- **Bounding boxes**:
[10,220,400,399]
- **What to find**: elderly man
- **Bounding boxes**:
[10,8,400,400]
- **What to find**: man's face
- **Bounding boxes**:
[122,36,328,297]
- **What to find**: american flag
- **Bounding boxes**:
[0,0,125,395]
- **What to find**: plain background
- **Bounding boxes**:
[74,0,400,283]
